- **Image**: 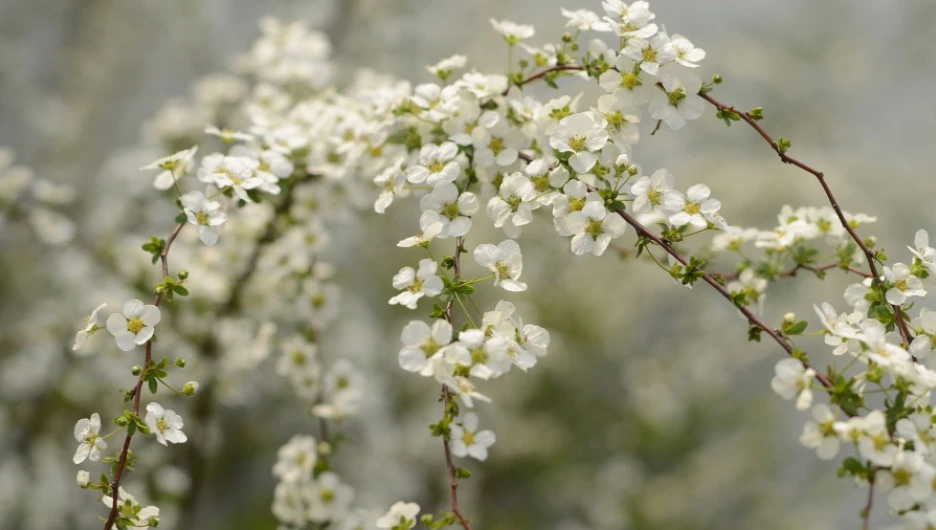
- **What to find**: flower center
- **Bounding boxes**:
[195,211,210,226]
[531,175,550,192]
[441,202,461,220]
[893,468,912,487]
[292,351,306,366]
[685,202,701,215]
[462,430,476,445]
[495,262,511,280]
[568,198,586,212]
[895,279,909,292]
[156,417,168,434]
[488,136,505,154]
[667,88,687,107]
[429,161,446,173]
[646,188,662,206]
[642,47,658,63]
[606,111,627,130]
[127,318,145,334]
[422,338,441,358]
[470,347,488,365]
[319,488,335,503]
[505,195,522,212]
[620,71,641,89]
[568,136,588,152]
[409,278,425,292]
[585,219,604,238]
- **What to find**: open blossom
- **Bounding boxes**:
[668,183,720,228]
[549,112,609,173]
[272,435,317,483]
[389,258,443,309]
[106,299,161,351]
[405,142,460,185]
[197,152,262,201]
[487,173,536,238]
[650,68,704,130]
[427,54,467,80]
[473,239,527,292]
[307,472,354,522]
[564,200,627,256]
[419,181,479,238]
[798,404,839,460]
[560,8,611,31]
[145,402,187,446]
[629,169,681,220]
[883,263,926,305]
[770,358,815,410]
[140,146,198,190]
[450,412,496,461]
[73,302,108,352]
[377,501,420,530]
[73,412,106,464]
[102,487,159,527]
[181,190,226,245]
[399,320,454,377]
[622,33,675,76]
[670,34,706,67]
[876,450,935,511]
[489,19,534,43]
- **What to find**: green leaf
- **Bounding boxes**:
[148,378,158,395]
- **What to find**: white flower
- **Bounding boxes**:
[601,0,657,39]
[273,435,318,484]
[197,152,262,202]
[405,142,461,186]
[427,55,467,80]
[419,182,479,238]
[450,412,496,461]
[884,263,926,305]
[399,320,454,377]
[770,358,815,410]
[621,33,675,76]
[629,169,681,220]
[489,19,535,43]
[473,239,527,292]
[909,229,936,273]
[145,402,187,446]
[76,470,90,488]
[374,157,409,214]
[181,190,226,245]
[204,125,254,143]
[73,412,106,464]
[598,55,654,105]
[668,184,720,228]
[798,404,840,460]
[101,487,159,526]
[856,410,897,467]
[398,213,444,248]
[910,308,936,358]
[140,146,198,190]
[73,302,108,352]
[649,69,704,130]
[560,8,611,31]
[596,94,641,146]
[671,34,706,67]
[487,173,536,238]
[564,200,627,256]
[876,450,935,511]
[389,259,444,309]
[377,501,420,530]
[549,112,609,173]
[106,299,161,351]
[457,329,511,380]
[307,471,354,523]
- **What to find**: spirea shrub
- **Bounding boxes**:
[4,2,934,529]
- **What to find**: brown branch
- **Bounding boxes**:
[861,469,877,530]
[103,222,185,530]
[697,92,913,347]
[717,261,872,282]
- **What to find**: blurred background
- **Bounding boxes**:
[2,0,935,529]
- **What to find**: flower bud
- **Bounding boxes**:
[182,381,199,396]
[76,470,90,488]
[175,357,186,368]
[317,441,333,456]
[783,312,796,324]
[712,74,723,84]
[114,416,129,427]
[131,365,142,376]
[178,269,189,280]
[154,285,165,295]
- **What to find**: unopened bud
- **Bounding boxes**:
[317,441,333,456]
[783,312,796,324]
[178,269,189,280]
[182,381,199,396]
[131,365,142,376]
[175,357,186,368]
[76,470,90,488]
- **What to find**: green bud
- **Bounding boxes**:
[783,312,796,324]
[712,74,723,84]
[154,285,165,295]
[182,381,199,396]
[561,32,573,43]
[114,416,129,427]
[177,269,189,280]
[175,357,186,368]
[131,365,142,376]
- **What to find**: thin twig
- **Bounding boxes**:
[697,92,913,347]
[103,222,185,530]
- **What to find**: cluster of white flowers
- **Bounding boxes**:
[61,1,935,528]
[0,147,76,245]
[757,228,936,525]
